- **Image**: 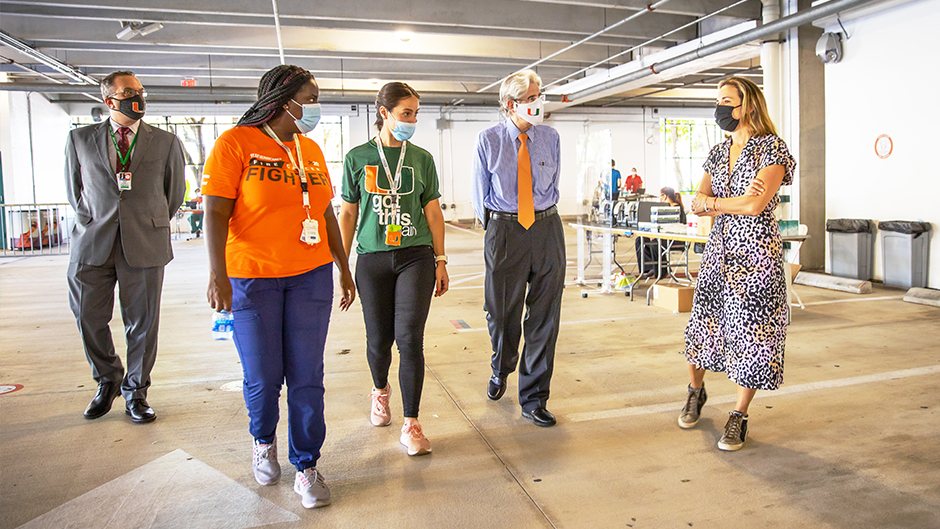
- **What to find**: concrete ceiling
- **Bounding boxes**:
[0,0,763,109]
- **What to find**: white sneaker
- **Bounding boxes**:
[294,467,331,509]
[400,421,431,456]
[252,438,281,486]
[370,385,391,427]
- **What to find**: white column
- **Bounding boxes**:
[761,0,783,132]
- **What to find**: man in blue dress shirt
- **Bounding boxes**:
[471,69,564,427]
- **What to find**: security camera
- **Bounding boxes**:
[816,32,843,64]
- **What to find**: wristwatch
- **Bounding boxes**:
[434,254,448,264]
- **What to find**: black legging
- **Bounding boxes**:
[355,245,435,418]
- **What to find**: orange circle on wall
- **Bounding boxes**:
[875,134,893,159]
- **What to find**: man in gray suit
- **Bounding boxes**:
[65,71,186,423]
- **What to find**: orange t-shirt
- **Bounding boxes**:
[202,126,334,278]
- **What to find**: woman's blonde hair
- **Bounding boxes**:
[718,76,777,137]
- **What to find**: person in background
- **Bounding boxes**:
[339,82,449,457]
[622,167,644,194]
[609,159,622,202]
[64,70,185,424]
[203,65,355,509]
[471,69,564,428]
[634,186,687,278]
[682,76,795,451]
[188,187,204,237]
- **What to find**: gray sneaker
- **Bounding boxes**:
[718,411,748,451]
[294,468,331,509]
[678,385,707,429]
[252,438,281,486]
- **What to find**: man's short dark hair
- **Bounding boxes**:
[100,71,137,100]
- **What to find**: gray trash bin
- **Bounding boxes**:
[827,219,874,280]
[878,221,931,289]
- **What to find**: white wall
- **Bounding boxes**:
[825,0,940,288]
[0,92,72,204]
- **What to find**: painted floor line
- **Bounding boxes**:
[456,312,672,333]
[449,272,487,286]
[566,364,940,422]
[802,295,903,306]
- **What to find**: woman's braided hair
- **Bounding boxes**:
[237,65,313,127]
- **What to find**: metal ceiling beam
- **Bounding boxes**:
[0,29,97,84]
[523,0,759,19]
[567,0,877,102]
[0,1,699,45]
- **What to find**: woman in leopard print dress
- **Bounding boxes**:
[678,77,796,452]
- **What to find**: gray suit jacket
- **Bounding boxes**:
[65,120,186,268]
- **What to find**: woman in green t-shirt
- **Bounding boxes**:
[339,82,449,456]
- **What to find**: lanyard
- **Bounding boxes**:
[375,136,407,197]
[262,123,311,218]
[108,126,139,169]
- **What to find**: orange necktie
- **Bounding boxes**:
[517,133,534,229]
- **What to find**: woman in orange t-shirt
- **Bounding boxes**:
[202,65,354,510]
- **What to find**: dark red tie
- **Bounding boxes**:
[117,127,131,170]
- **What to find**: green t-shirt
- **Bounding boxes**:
[342,139,441,254]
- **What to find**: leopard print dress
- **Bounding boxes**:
[684,134,796,391]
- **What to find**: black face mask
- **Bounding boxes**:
[112,94,146,121]
[714,104,741,132]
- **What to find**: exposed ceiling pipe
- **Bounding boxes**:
[270,0,286,65]
[476,0,675,93]
[566,0,875,102]
[0,30,98,85]
[0,83,506,104]
[1,56,103,102]
[543,0,752,90]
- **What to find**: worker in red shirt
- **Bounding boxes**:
[622,167,644,194]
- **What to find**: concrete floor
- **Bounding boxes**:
[2,224,939,529]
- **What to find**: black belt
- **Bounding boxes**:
[489,205,557,222]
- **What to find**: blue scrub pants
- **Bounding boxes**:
[230,264,332,472]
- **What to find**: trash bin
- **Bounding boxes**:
[878,221,931,289]
[827,218,874,280]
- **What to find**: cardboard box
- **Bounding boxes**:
[697,215,714,236]
[786,262,802,282]
[653,282,694,313]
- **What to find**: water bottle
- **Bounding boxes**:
[212,310,234,340]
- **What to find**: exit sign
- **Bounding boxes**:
[181,78,197,87]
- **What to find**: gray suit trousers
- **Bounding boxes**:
[68,232,165,400]
[484,212,566,411]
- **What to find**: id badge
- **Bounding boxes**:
[300,218,320,245]
[385,224,402,247]
[117,172,132,191]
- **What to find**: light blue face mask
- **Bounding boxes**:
[288,100,321,133]
[389,118,417,141]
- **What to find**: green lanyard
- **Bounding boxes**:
[108,126,139,169]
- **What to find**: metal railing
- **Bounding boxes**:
[0,203,74,257]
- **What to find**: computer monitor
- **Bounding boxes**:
[635,188,645,195]
[637,201,669,223]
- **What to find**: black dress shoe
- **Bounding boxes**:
[522,407,556,427]
[84,382,121,419]
[125,399,156,424]
[487,375,507,401]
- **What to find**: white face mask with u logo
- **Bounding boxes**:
[514,97,544,126]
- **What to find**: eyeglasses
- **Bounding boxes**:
[515,93,545,104]
[108,88,147,99]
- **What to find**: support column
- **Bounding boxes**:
[796,0,826,270]
[761,0,782,130]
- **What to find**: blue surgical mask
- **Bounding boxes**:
[288,100,321,133]
[391,120,417,142]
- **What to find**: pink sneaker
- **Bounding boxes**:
[370,385,391,427]
[400,421,431,456]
